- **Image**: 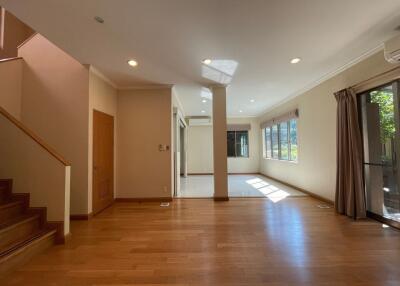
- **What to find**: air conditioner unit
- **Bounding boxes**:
[384,35,400,64]
[188,117,212,126]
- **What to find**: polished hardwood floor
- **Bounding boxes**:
[1,197,400,285]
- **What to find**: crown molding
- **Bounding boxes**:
[256,44,384,118]
[118,84,174,90]
[89,66,118,89]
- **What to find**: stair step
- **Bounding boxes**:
[0,180,12,204]
[0,229,56,274]
[0,214,41,252]
[0,200,25,224]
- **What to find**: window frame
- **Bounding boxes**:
[264,127,272,158]
[227,130,249,158]
[289,119,298,162]
[263,119,298,162]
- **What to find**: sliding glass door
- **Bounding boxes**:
[359,81,400,226]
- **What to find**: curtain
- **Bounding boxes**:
[334,88,366,219]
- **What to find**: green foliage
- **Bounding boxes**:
[370,90,395,144]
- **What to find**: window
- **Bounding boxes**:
[264,119,298,161]
[279,122,289,160]
[271,125,279,158]
[289,119,298,161]
[264,127,272,158]
[227,131,249,157]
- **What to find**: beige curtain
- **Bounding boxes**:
[334,88,366,219]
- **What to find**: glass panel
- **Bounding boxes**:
[289,119,298,161]
[279,122,289,160]
[271,125,279,158]
[227,131,236,157]
[360,82,400,223]
[236,131,249,157]
[265,127,271,158]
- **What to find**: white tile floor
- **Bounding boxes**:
[178,174,307,201]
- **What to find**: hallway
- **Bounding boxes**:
[179,174,307,199]
[1,198,400,285]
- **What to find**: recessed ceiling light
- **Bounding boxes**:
[250,99,255,103]
[202,99,207,103]
[201,110,206,113]
[203,59,212,65]
[94,16,104,24]
[290,57,301,64]
[127,59,138,67]
[239,110,243,113]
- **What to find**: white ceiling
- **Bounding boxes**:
[2,0,400,117]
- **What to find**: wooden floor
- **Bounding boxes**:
[1,197,400,285]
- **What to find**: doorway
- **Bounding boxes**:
[173,109,187,197]
[92,110,114,215]
[359,81,400,227]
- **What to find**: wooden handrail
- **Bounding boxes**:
[0,57,22,63]
[17,32,38,50]
[0,105,70,166]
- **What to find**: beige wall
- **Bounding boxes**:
[258,50,398,201]
[0,114,70,234]
[116,88,172,198]
[0,58,23,119]
[187,125,213,174]
[18,34,90,215]
[0,10,34,59]
[88,67,117,213]
[228,117,260,173]
[187,117,260,174]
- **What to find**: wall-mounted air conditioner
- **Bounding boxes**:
[188,117,212,126]
[384,35,400,64]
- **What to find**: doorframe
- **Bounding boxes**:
[173,108,187,197]
[357,80,400,230]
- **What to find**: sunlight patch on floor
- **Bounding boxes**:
[246,177,290,202]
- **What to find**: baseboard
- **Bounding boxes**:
[260,173,334,205]
[115,197,173,202]
[70,213,93,220]
[46,221,65,244]
[214,197,229,201]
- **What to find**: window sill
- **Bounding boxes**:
[228,157,250,159]
[262,157,298,164]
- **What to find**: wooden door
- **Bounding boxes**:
[93,110,114,214]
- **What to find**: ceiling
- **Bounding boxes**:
[2,0,400,117]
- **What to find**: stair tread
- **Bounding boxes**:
[0,200,23,210]
[0,228,56,260]
[0,213,40,233]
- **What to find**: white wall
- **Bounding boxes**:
[116,88,172,199]
[88,67,117,213]
[18,34,90,215]
[187,125,213,174]
[187,117,260,174]
[0,58,23,119]
[258,50,398,201]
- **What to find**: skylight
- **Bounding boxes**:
[201,59,238,84]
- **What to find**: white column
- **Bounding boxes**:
[211,85,229,200]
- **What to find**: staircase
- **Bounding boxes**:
[0,179,59,274]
